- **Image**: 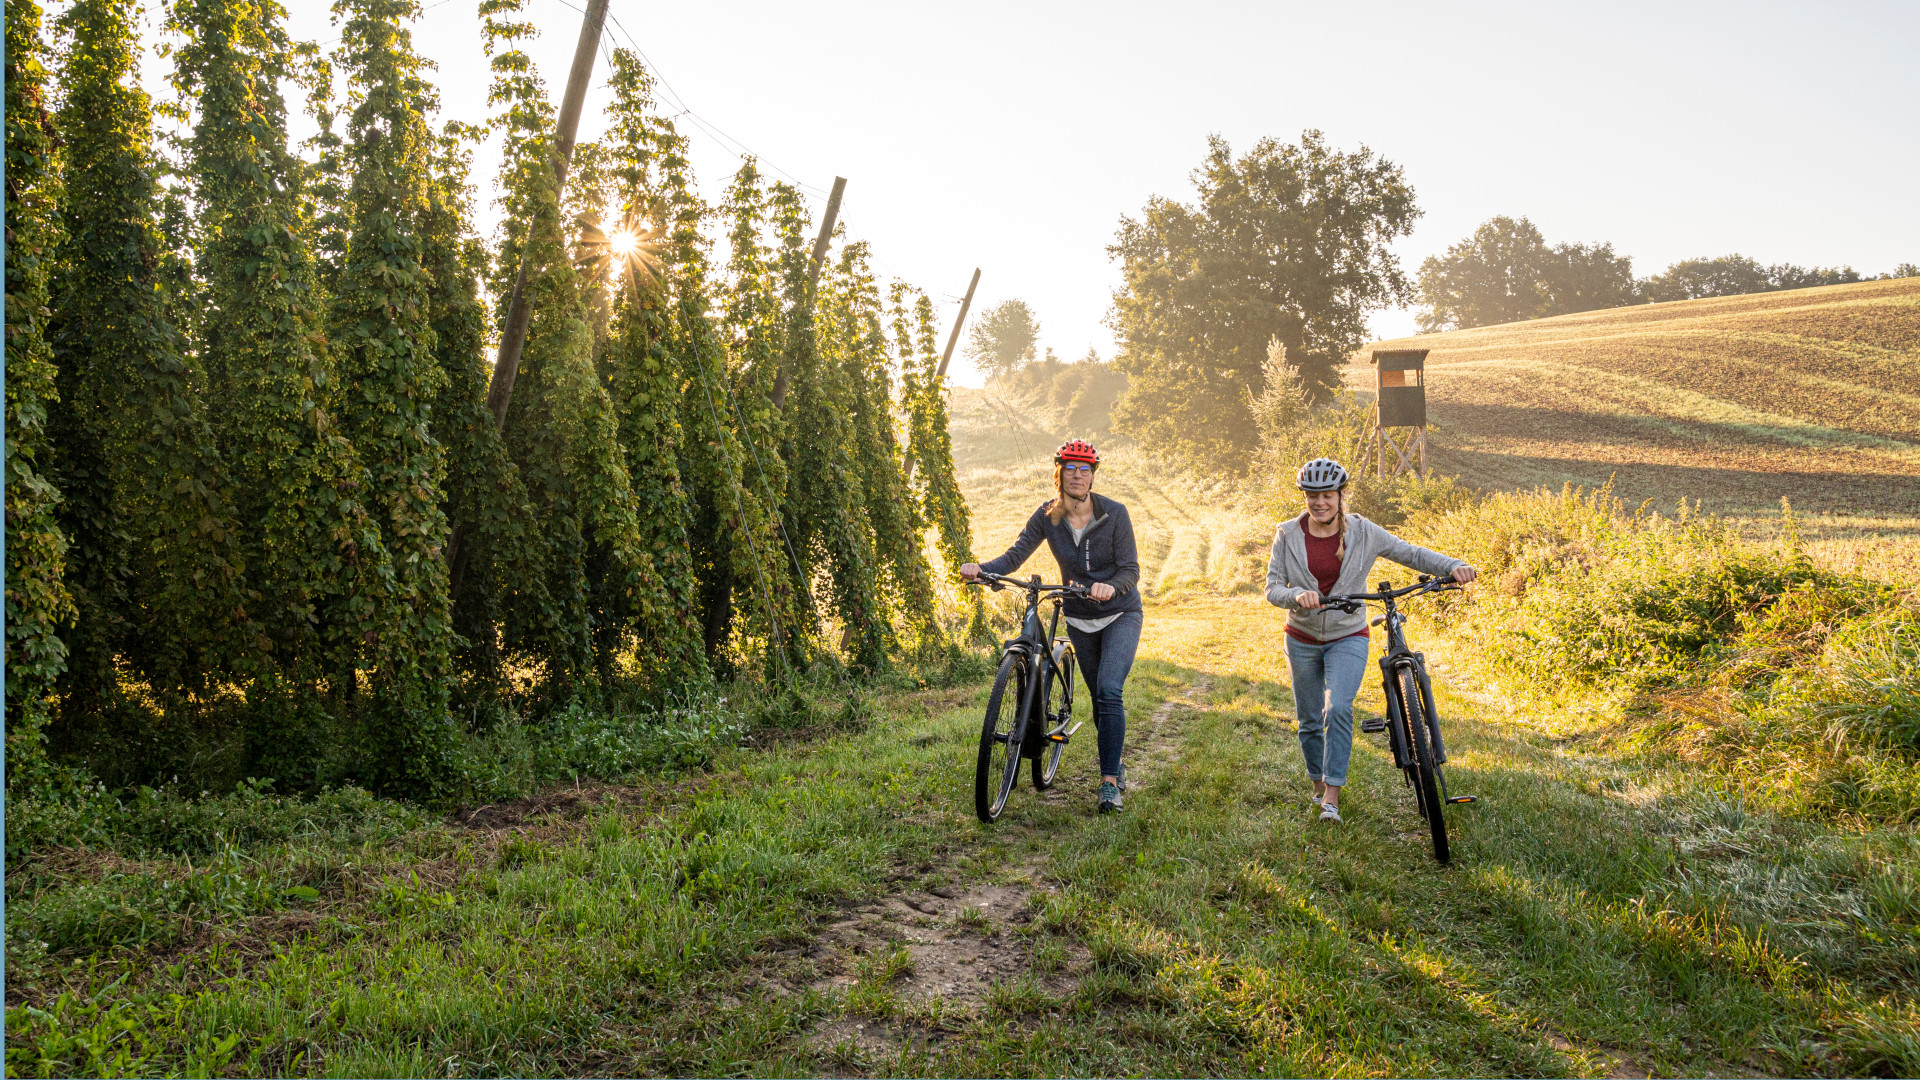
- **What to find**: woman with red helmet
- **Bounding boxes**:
[962,440,1140,814]
[1267,458,1476,823]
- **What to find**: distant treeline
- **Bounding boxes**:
[1417,216,1919,332]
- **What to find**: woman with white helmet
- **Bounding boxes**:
[1266,458,1477,822]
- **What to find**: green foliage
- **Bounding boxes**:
[898,290,984,639]
[484,0,652,705]
[17,0,972,805]
[48,0,243,736]
[1415,215,1638,331]
[1642,254,1862,302]
[711,158,810,676]
[5,0,75,792]
[1403,487,1920,822]
[991,347,1128,437]
[329,0,459,794]
[824,243,940,655]
[964,297,1039,379]
[772,185,887,673]
[171,0,410,782]
[423,123,540,719]
[1109,131,1417,469]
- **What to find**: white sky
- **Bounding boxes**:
[142,0,1918,387]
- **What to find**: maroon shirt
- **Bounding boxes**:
[1286,515,1369,645]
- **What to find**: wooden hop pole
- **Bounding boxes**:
[771,177,847,409]
[484,0,611,431]
[935,268,981,381]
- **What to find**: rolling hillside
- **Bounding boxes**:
[1361,278,1920,537]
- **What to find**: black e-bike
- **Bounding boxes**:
[966,571,1088,822]
[1321,576,1476,863]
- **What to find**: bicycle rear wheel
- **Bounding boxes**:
[1032,643,1074,791]
[1394,663,1449,863]
[975,652,1029,822]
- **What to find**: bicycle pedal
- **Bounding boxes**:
[1446,795,1477,805]
[1360,717,1386,734]
[1048,732,1070,743]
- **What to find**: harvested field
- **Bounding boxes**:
[1360,277,1920,563]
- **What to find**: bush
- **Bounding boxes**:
[1401,486,1920,822]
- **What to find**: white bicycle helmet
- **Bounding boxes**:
[1296,457,1350,492]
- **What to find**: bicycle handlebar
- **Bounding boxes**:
[965,570,1091,597]
[1320,575,1462,614]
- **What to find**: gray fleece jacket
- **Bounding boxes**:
[1265,513,1465,642]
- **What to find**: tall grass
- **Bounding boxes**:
[1402,485,1920,823]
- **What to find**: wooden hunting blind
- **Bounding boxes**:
[1366,348,1429,479]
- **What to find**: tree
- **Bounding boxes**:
[1418,216,1643,330]
[1108,132,1417,468]
[964,299,1039,380]
[1641,255,1774,302]
[1544,240,1637,316]
[1415,216,1554,331]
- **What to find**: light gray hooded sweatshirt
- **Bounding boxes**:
[1265,513,1465,642]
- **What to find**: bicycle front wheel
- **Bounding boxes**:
[975,652,1029,822]
[1032,643,1074,791]
[1394,663,1449,864]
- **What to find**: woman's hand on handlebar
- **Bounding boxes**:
[959,563,981,582]
[1088,582,1115,602]
[1297,590,1322,610]
[1451,565,1477,585]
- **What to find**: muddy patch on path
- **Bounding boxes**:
[797,867,1092,1064]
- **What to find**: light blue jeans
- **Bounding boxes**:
[1285,634,1370,788]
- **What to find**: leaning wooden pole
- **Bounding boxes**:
[806,177,847,286]
[483,0,610,431]
[934,268,981,380]
[771,176,846,409]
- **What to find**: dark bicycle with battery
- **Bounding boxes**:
[1320,575,1478,863]
[965,570,1088,822]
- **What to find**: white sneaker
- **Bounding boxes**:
[1319,803,1342,823]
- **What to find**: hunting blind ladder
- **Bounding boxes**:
[1367,348,1429,479]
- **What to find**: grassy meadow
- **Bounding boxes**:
[1363,277,1920,578]
[11,364,1918,1077]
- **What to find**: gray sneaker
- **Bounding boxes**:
[1097,781,1124,814]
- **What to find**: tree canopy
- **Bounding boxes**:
[1107,132,1417,469]
[1415,216,1635,331]
[964,299,1040,380]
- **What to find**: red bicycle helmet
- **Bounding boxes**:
[1054,439,1100,467]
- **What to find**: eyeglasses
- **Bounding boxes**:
[1062,464,1093,473]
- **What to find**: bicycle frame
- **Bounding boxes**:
[982,573,1085,756]
[1370,590,1449,772]
[1323,576,1470,812]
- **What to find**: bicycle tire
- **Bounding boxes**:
[1033,643,1074,791]
[975,652,1028,822]
[1395,663,1449,864]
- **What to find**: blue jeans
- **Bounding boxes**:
[1285,634,1369,788]
[1065,610,1141,778]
